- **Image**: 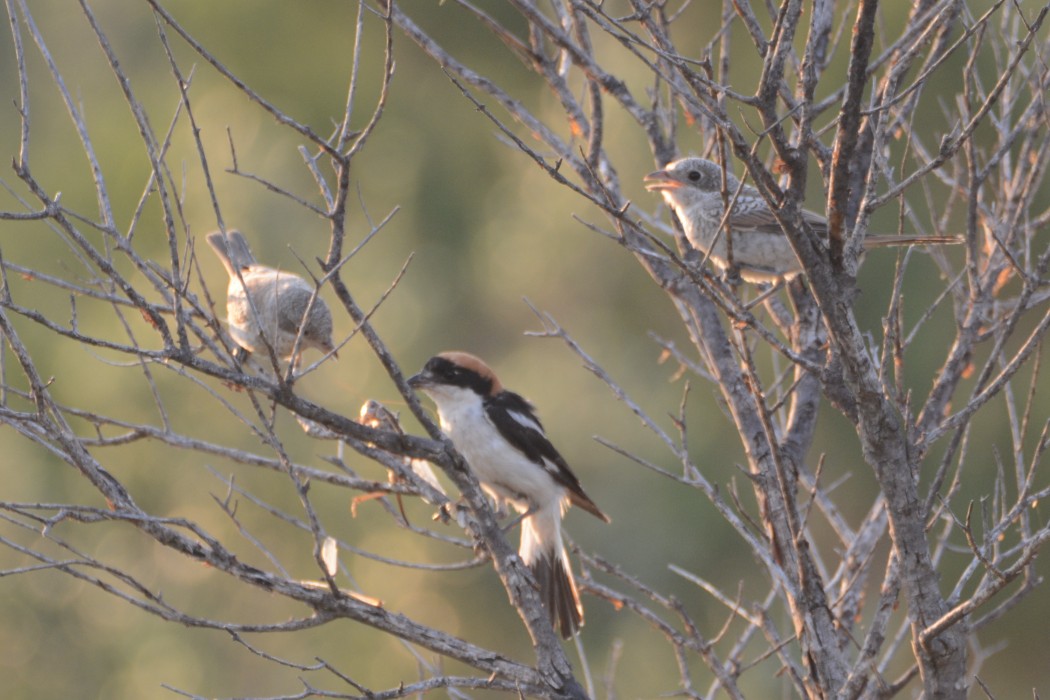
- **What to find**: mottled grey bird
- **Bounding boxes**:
[645,157,961,283]
[206,230,335,365]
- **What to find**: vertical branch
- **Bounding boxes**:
[825,0,879,271]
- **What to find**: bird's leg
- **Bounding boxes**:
[722,264,743,288]
[501,503,538,534]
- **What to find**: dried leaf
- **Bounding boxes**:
[321,536,338,577]
[140,307,160,329]
[993,266,1013,296]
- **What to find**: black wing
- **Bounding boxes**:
[485,392,566,476]
[485,391,607,521]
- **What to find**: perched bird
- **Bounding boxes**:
[205,230,335,366]
[407,351,609,638]
[645,156,961,283]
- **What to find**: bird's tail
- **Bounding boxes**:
[520,507,583,638]
[205,230,257,276]
[863,234,963,248]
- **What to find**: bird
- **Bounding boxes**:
[205,230,335,366]
[407,351,609,638]
[644,156,962,283]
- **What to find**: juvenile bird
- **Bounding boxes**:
[206,230,335,366]
[645,157,961,283]
[408,351,609,638]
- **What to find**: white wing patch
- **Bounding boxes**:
[506,408,544,434]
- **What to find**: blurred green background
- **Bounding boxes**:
[0,1,1047,698]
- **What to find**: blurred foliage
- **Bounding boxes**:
[0,1,1047,699]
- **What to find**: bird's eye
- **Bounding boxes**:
[687,170,701,181]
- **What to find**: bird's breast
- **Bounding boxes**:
[438,402,565,513]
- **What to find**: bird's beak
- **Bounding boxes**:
[406,371,429,389]
[643,169,679,191]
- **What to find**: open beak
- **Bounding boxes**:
[643,170,680,191]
